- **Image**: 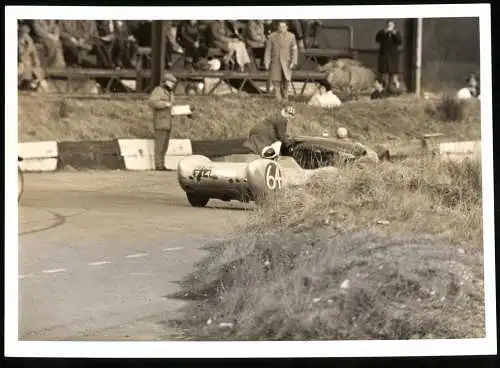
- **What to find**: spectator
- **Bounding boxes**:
[466,73,480,97]
[227,20,246,40]
[18,22,45,89]
[245,20,266,69]
[58,20,109,68]
[112,20,138,69]
[302,20,322,48]
[31,19,66,68]
[165,21,184,55]
[96,20,118,68]
[263,20,274,38]
[96,20,137,69]
[178,20,203,70]
[210,20,251,71]
[457,73,480,100]
[287,20,305,50]
[370,78,391,100]
[264,20,298,101]
[375,20,402,89]
[148,73,177,171]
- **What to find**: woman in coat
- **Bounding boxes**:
[375,20,402,88]
[210,20,250,71]
[245,20,267,69]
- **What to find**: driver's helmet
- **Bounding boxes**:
[261,141,282,159]
[262,146,278,159]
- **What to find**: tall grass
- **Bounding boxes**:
[174,157,484,341]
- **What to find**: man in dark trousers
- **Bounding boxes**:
[375,20,402,90]
[148,73,178,171]
[243,106,296,157]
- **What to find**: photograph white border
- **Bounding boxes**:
[5,3,496,358]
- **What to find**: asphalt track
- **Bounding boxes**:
[18,171,251,341]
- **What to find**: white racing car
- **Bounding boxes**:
[177,142,293,207]
[177,137,382,207]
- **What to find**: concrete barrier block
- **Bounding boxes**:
[18,141,58,172]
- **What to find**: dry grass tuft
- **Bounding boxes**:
[19,93,480,144]
[173,157,484,340]
[425,94,471,122]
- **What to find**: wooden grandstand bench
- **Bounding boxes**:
[44,67,329,95]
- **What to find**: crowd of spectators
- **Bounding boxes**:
[18,19,323,89]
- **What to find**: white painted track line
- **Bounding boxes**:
[125,252,149,259]
[42,268,67,274]
[162,247,184,252]
[88,261,112,266]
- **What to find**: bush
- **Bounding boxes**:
[428,94,468,122]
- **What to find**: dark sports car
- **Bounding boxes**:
[280,135,386,169]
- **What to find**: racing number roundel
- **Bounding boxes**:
[264,162,283,191]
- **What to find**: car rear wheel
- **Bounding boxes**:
[186,193,209,207]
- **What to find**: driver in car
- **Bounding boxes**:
[243,105,296,158]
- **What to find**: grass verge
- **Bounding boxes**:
[172,156,484,340]
[19,93,480,144]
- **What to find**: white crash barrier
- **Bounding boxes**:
[439,140,481,162]
[18,141,58,172]
[118,138,193,171]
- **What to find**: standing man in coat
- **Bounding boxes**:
[264,21,299,102]
[148,73,177,171]
[375,20,402,90]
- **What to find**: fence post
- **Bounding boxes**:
[151,20,166,88]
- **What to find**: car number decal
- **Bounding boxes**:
[264,162,283,191]
[192,166,215,179]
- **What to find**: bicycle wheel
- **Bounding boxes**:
[18,167,24,201]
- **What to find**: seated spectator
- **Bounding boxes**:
[245,20,266,69]
[263,20,275,38]
[31,19,66,68]
[96,20,138,69]
[210,20,251,71]
[18,22,45,90]
[178,20,204,70]
[287,19,305,49]
[457,73,480,99]
[302,20,322,48]
[58,20,109,68]
[166,20,183,55]
[227,20,246,39]
[96,20,118,67]
[112,20,138,69]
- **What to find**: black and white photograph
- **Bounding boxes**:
[5,4,496,359]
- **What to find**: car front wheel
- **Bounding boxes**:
[186,193,210,207]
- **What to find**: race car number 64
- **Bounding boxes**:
[265,162,283,191]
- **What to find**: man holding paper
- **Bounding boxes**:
[148,73,178,171]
